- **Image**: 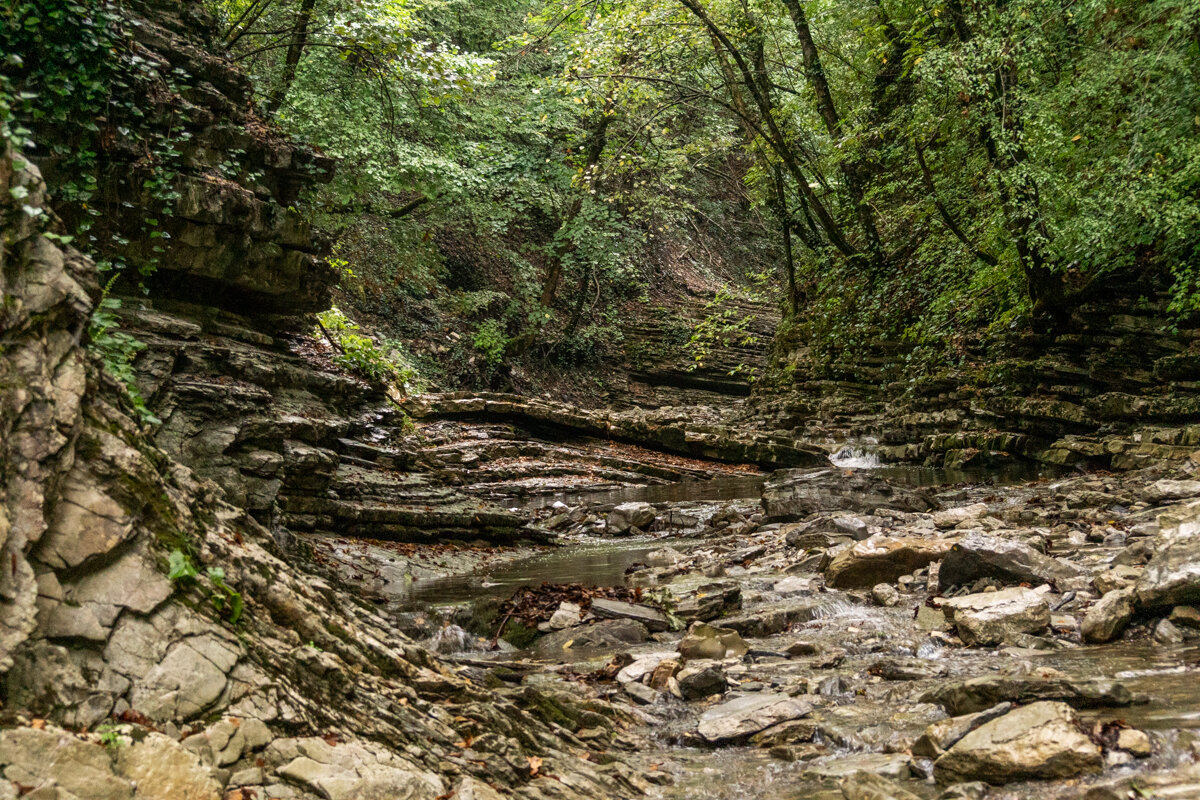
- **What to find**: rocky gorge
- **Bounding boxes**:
[5,2,1200,800]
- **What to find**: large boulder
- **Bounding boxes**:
[912,703,1013,759]
[1135,508,1200,609]
[762,469,937,522]
[1081,587,1136,643]
[941,588,1050,646]
[825,536,956,589]
[938,533,1088,590]
[933,702,1102,784]
[696,692,812,744]
[606,502,655,534]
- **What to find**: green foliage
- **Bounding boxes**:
[315,307,420,391]
[88,293,160,426]
[472,318,509,367]
[95,722,123,750]
[687,287,762,380]
[1,0,186,281]
[167,549,243,625]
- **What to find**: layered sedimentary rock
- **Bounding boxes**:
[28,0,526,545]
[0,141,643,800]
[748,295,1200,471]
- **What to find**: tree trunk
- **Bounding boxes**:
[678,0,858,260]
[778,0,885,273]
[266,0,316,113]
[538,110,610,309]
[945,0,1065,323]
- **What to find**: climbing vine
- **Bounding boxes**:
[1,0,196,418]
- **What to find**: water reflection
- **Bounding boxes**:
[506,460,1064,510]
[393,539,665,609]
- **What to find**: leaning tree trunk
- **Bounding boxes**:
[266,0,316,113]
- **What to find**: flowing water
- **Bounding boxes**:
[394,538,668,609]
[373,443,1189,800]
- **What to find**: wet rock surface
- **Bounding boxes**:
[8,18,1200,793]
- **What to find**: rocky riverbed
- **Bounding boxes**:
[357,448,1200,800]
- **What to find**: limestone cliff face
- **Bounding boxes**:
[754,302,1200,471]
[7,0,528,545]
[0,142,640,799]
[0,2,643,794]
[33,0,336,317]
[0,145,97,673]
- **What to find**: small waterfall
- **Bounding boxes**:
[829,441,882,469]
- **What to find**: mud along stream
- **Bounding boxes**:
[315,420,1200,799]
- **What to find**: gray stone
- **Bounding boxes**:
[645,547,684,566]
[804,753,911,780]
[932,504,989,530]
[912,703,1013,758]
[869,657,948,681]
[616,653,675,685]
[607,502,655,533]
[36,479,134,570]
[544,601,582,631]
[1082,588,1135,643]
[1135,510,1200,609]
[872,583,901,607]
[589,598,671,632]
[130,633,241,721]
[623,680,660,705]
[937,533,1088,590]
[0,727,133,800]
[833,516,872,540]
[922,674,1133,715]
[115,732,222,800]
[1154,617,1185,644]
[675,582,741,621]
[826,536,956,589]
[933,702,1101,784]
[916,606,949,631]
[697,693,813,744]
[66,544,172,615]
[1116,728,1152,757]
[941,588,1050,646]
[534,618,649,656]
[677,661,728,699]
[273,738,443,800]
[455,777,505,800]
[1093,565,1143,595]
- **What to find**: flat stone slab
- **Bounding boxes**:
[589,598,671,632]
[802,752,912,780]
[697,692,813,744]
[933,701,1102,784]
